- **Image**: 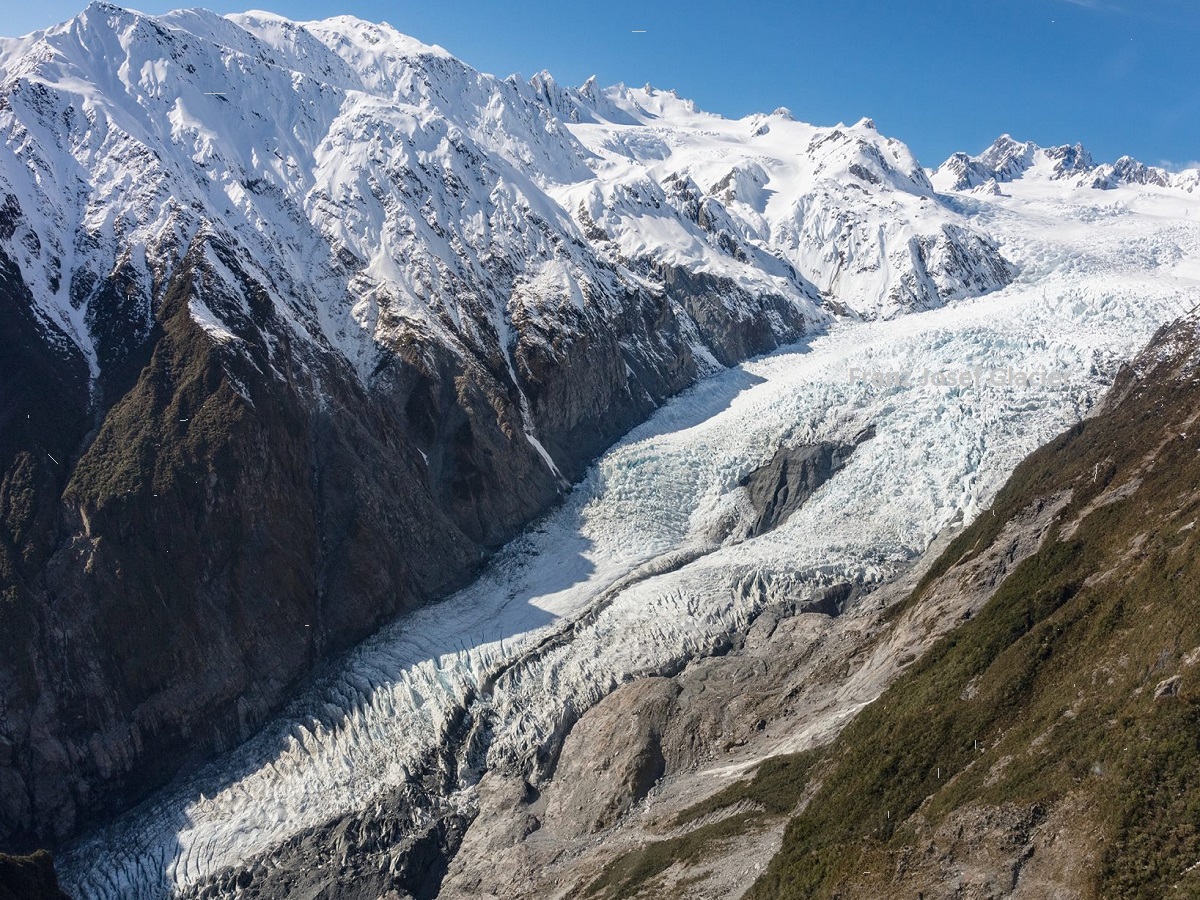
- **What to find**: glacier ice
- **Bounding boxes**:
[57,173,1200,898]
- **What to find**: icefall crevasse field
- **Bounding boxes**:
[61,181,1200,899]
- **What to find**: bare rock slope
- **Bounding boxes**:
[432,317,1200,900]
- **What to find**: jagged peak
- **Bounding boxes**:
[934,134,1096,192]
[70,1,161,34]
[83,0,131,16]
[933,132,1200,195]
[987,132,1025,148]
[976,134,1038,168]
[601,80,702,120]
[980,134,1091,169]
[1042,140,1093,173]
[527,68,559,98]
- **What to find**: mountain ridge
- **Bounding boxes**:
[932,132,1200,195]
[2,4,1198,887]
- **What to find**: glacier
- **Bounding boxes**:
[56,162,1200,896]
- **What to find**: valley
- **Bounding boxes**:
[57,172,1200,897]
[1,7,1198,898]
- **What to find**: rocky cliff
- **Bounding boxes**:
[0,3,1022,851]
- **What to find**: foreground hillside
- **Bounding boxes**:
[750,315,1200,898]
[570,317,1200,899]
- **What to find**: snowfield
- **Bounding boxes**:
[0,1,1022,400]
[58,169,1200,896]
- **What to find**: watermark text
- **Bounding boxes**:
[847,366,1069,390]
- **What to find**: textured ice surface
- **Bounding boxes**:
[58,176,1200,898]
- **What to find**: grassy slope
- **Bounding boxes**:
[585,319,1200,899]
[750,319,1200,898]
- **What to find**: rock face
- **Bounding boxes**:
[544,678,680,838]
[0,851,72,900]
[0,4,1024,852]
[740,427,874,539]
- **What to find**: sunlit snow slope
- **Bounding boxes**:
[57,158,1200,896]
[0,1,1015,391]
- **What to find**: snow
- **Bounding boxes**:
[3,7,1200,896]
[58,165,1200,898]
[554,106,999,318]
[186,297,238,344]
[0,1,1023,399]
[933,133,1200,196]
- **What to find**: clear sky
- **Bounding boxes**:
[4,0,1198,170]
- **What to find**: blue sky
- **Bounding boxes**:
[5,1,1198,169]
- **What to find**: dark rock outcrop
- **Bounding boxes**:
[0,220,809,851]
[0,851,71,900]
[740,426,875,538]
[656,264,804,367]
[175,783,468,900]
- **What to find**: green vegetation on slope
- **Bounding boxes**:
[584,321,1200,899]
[750,319,1200,898]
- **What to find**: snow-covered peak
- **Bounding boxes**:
[598,82,707,124]
[552,102,999,318]
[0,3,1015,385]
[932,134,1200,196]
[979,134,1041,174]
[1086,155,1200,193]
[931,134,1095,192]
[0,2,605,372]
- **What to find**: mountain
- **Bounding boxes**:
[4,5,1200,899]
[0,2,1013,851]
[932,133,1200,195]
[48,110,1200,899]
[931,134,1094,192]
